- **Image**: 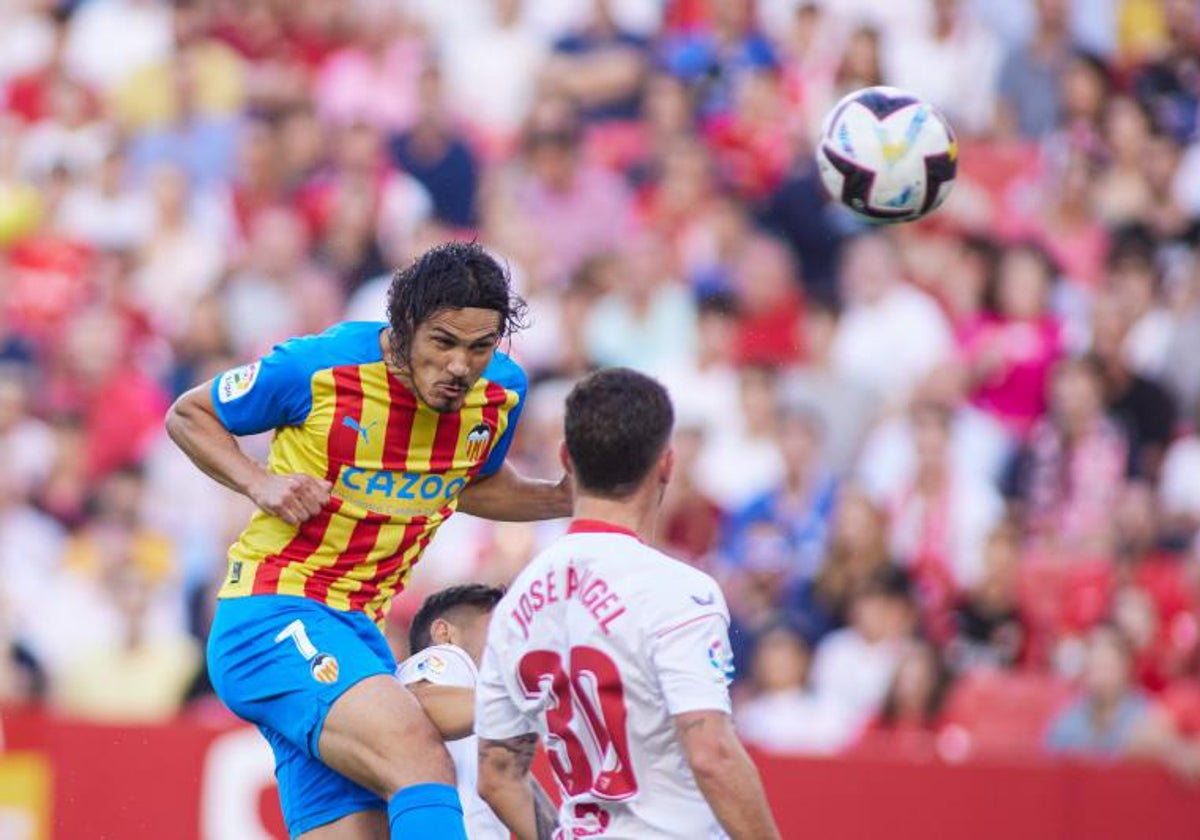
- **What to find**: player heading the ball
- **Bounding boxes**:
[166,241,572,840]
[476,368,781,840]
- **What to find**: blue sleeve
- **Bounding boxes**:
[478,356,527,477]
[210,339,317,435]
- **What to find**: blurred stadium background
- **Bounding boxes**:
[1,0,1200,837]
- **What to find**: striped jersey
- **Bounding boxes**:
[210,321,526,621]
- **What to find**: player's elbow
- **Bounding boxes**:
[476,764,513,807]
[165,385,211,443]
[164,395,188,443]
[685,735,738,782]
[677,711,743,782]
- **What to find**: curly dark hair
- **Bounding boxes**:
[409,583,506,654]
[385,241,529,368]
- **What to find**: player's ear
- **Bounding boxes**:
[659,446,675,486]
[430,617,453,646]
[559,440,573,476]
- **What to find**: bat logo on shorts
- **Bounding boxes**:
[310,653,340,684]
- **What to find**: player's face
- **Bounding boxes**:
[404,308,501,413]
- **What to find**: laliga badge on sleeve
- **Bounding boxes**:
[218,361,261,404]
[707,637,735,686]
[416,653,447,677]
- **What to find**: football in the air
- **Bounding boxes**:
[816,85,958,224]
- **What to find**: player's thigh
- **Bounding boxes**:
[263,725,386,839]
[318,672,456,799]
[207,595,396,757]
[296,809,387,840]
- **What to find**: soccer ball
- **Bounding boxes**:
[816,86,958,224]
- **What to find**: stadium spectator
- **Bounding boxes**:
[885,401,1005,640]
[53,555,199,723]
[857,639,955,758]
[809,566,919,727]
[64,0,173,95]
[440,0,548,155]
[947,523,1027,672]
[652,290,741,438]
[728,234,805,367]
[1089,292,1177,483]
[780,300,877,473]
[1045,624,1200,778]
[388,61,481,230]
[789,487,892,644]
[959,241,1064,439]
[658,421,723,563]
[1159,402,1200,543]
[831,232,954,407]
[660,0,778,122]
[1016,356,1129,557]
[885,0,1002,137]
[542,0,651,123]
[725,405,837,582]
[583,231,697,370]
[695,365,785,512]
[312,2,424,134]
[736,622,856,754]
[858,362,1013,501]
[510,94,635,287]
[996,0,1072,138]
[1107,232,1175,379]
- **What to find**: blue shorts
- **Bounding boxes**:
[207,595,396,837]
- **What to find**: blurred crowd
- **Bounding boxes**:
[1,0,1200,773]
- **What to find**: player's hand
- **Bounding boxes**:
[248,472,332,525]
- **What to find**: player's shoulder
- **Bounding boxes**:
[273,321,386,371]
[560,531,727,622]
[396,643,477,688]
[480,350,527,395]
[635,546,725,607]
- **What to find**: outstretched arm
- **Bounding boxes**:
[405,681,476,741]
[675,710,780,840]
[165,384,330,525]
[478,734,556,840]
[458,463,571,522]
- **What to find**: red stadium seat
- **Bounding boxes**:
[942,670,1074,759]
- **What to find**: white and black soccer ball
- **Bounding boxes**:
[816,86,958,224]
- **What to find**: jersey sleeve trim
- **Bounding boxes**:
[653,611,729,639]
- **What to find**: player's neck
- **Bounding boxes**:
[572,492,659,543]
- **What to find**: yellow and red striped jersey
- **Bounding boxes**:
[210,321,526,622]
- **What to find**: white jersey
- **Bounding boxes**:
[397,644,508,840]
[476,520,735,840]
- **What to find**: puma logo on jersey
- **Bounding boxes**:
[342,416,377,444]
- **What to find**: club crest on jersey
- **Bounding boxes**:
[465,422,493,462]
[311,653,340,684]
